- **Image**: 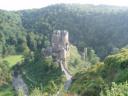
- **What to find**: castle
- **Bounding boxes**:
[51,30,70,68]
[43,30,72,90]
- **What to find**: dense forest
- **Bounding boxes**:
[0,4,128,96]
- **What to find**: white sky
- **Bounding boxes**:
[0,0,128,11]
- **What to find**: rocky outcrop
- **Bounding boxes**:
[12,72,29,96]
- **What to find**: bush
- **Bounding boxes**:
[70,64,105,96]
[30,88,47,96]
[21,52,64,95]
[100,82,128,96]
[0,61,11,85]
[103,48,128,82]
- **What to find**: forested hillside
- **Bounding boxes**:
[70,48,128,96]
[0,4,128,96]
[20,4,128,58]
[1,4,128,57]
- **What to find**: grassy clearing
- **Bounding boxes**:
[2,55,23,67]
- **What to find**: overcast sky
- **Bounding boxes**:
[0,0,128,11]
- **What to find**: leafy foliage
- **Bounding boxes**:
[68,45,85,74]
[0,84,14,96]
[0,60,14,96]
[0,61,11,85]
[21,52,65,95]
[100,82,128,96]
[30,88,48,96]
[70,63,105,96]
[103,48,128,82]
[70,48,128,95]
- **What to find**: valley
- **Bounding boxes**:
[0,4,128,96]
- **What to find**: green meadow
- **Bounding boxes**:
[2,55,23,67]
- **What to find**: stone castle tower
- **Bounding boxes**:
[52,30,70,68]
[43,30,72,90]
